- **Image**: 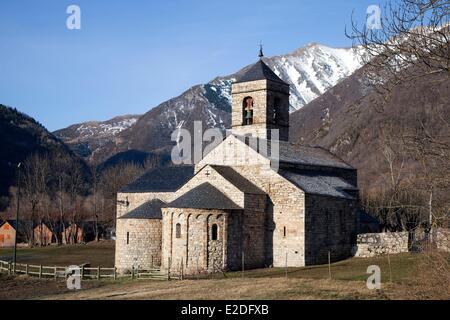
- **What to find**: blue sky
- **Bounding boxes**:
[0,0,383,131]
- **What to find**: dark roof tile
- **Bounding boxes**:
[235,60,287,84]
[279,169,356,199]
[120,166,195,193]
[167,183,242,210]
[119,199,165,220]
[234,135,353,169]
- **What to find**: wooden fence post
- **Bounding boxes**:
[97,266,101,280]
[8,262,11,275]
[196,256,199,280]
[25,264,29,276]
[39,265,42,278]
[241,251,245,279]
[180,260,184,280]
[285,252,288,279]
[168,257,171,281]
[328,251,332,279]
[387,252,392,283]
[113,267,117,280]
[54,267,57,280]
[81,265,85,280]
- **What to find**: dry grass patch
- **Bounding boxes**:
[0,241,115,267]
[46,277,389,300]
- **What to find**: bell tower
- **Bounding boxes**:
[231,47,290,141]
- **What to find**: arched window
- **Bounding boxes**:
[176,223,181,239]
[242,96,254,125]
[273,97,281,123]
[211,224,218,241]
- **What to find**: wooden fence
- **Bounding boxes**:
[0,260,169,281]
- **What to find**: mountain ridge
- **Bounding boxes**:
[0,104,88,210]
[54,43,363,164]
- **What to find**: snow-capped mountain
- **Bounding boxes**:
[54,114,140,160]
[55,43,363,164]
[268,43,363,111]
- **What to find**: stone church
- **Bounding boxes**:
[115,54,359,275]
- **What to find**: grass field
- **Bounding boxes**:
[0,241,115,267]
[0,242,448,300]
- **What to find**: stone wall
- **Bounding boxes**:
[161,196,268,275]
[116,192,171,218]
[115,191,171,272]
[433,228,450,253]
[354,232,409,258]
[197,135,272,171]
[175,165,245,208]
[199,145,309,268]
[161,208,230,274]
[231,79,290,141]
[227,165,306,267]
[305,194,358,265]
[115,219,162,273]
[238,205,267,269]
[198,158,307,267]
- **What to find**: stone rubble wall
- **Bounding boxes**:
[231,79,290,141]
[115,219,162,273]
[228,165,306,267]
[197,135,271,170]
[199,150,307,268]
[433,228,450,253]
[161,208,229,275]
[305,194,358,265]
[354,232,409,258]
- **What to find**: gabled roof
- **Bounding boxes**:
[167,183,242,210]
[233,135,354,170]
[120,165,195,193]
[119,199,165,220]
[235,59,287,85]
[210,165,265,194]
[1,220,32,235]
[279,169,357,199]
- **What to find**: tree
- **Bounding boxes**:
[20,153,51,246]
[99,162,145,227]
[52,151,72,244]
[348,0,450,100]
[86,167,102,241]
[349,0,450,231]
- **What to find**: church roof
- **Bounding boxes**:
[120,165,195,193]
[210,165,265,194]
[234,135,354,170]
[119,199,165,220]
[167,183,242,210]
[235,59,287,85]
[279,169,357,199]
